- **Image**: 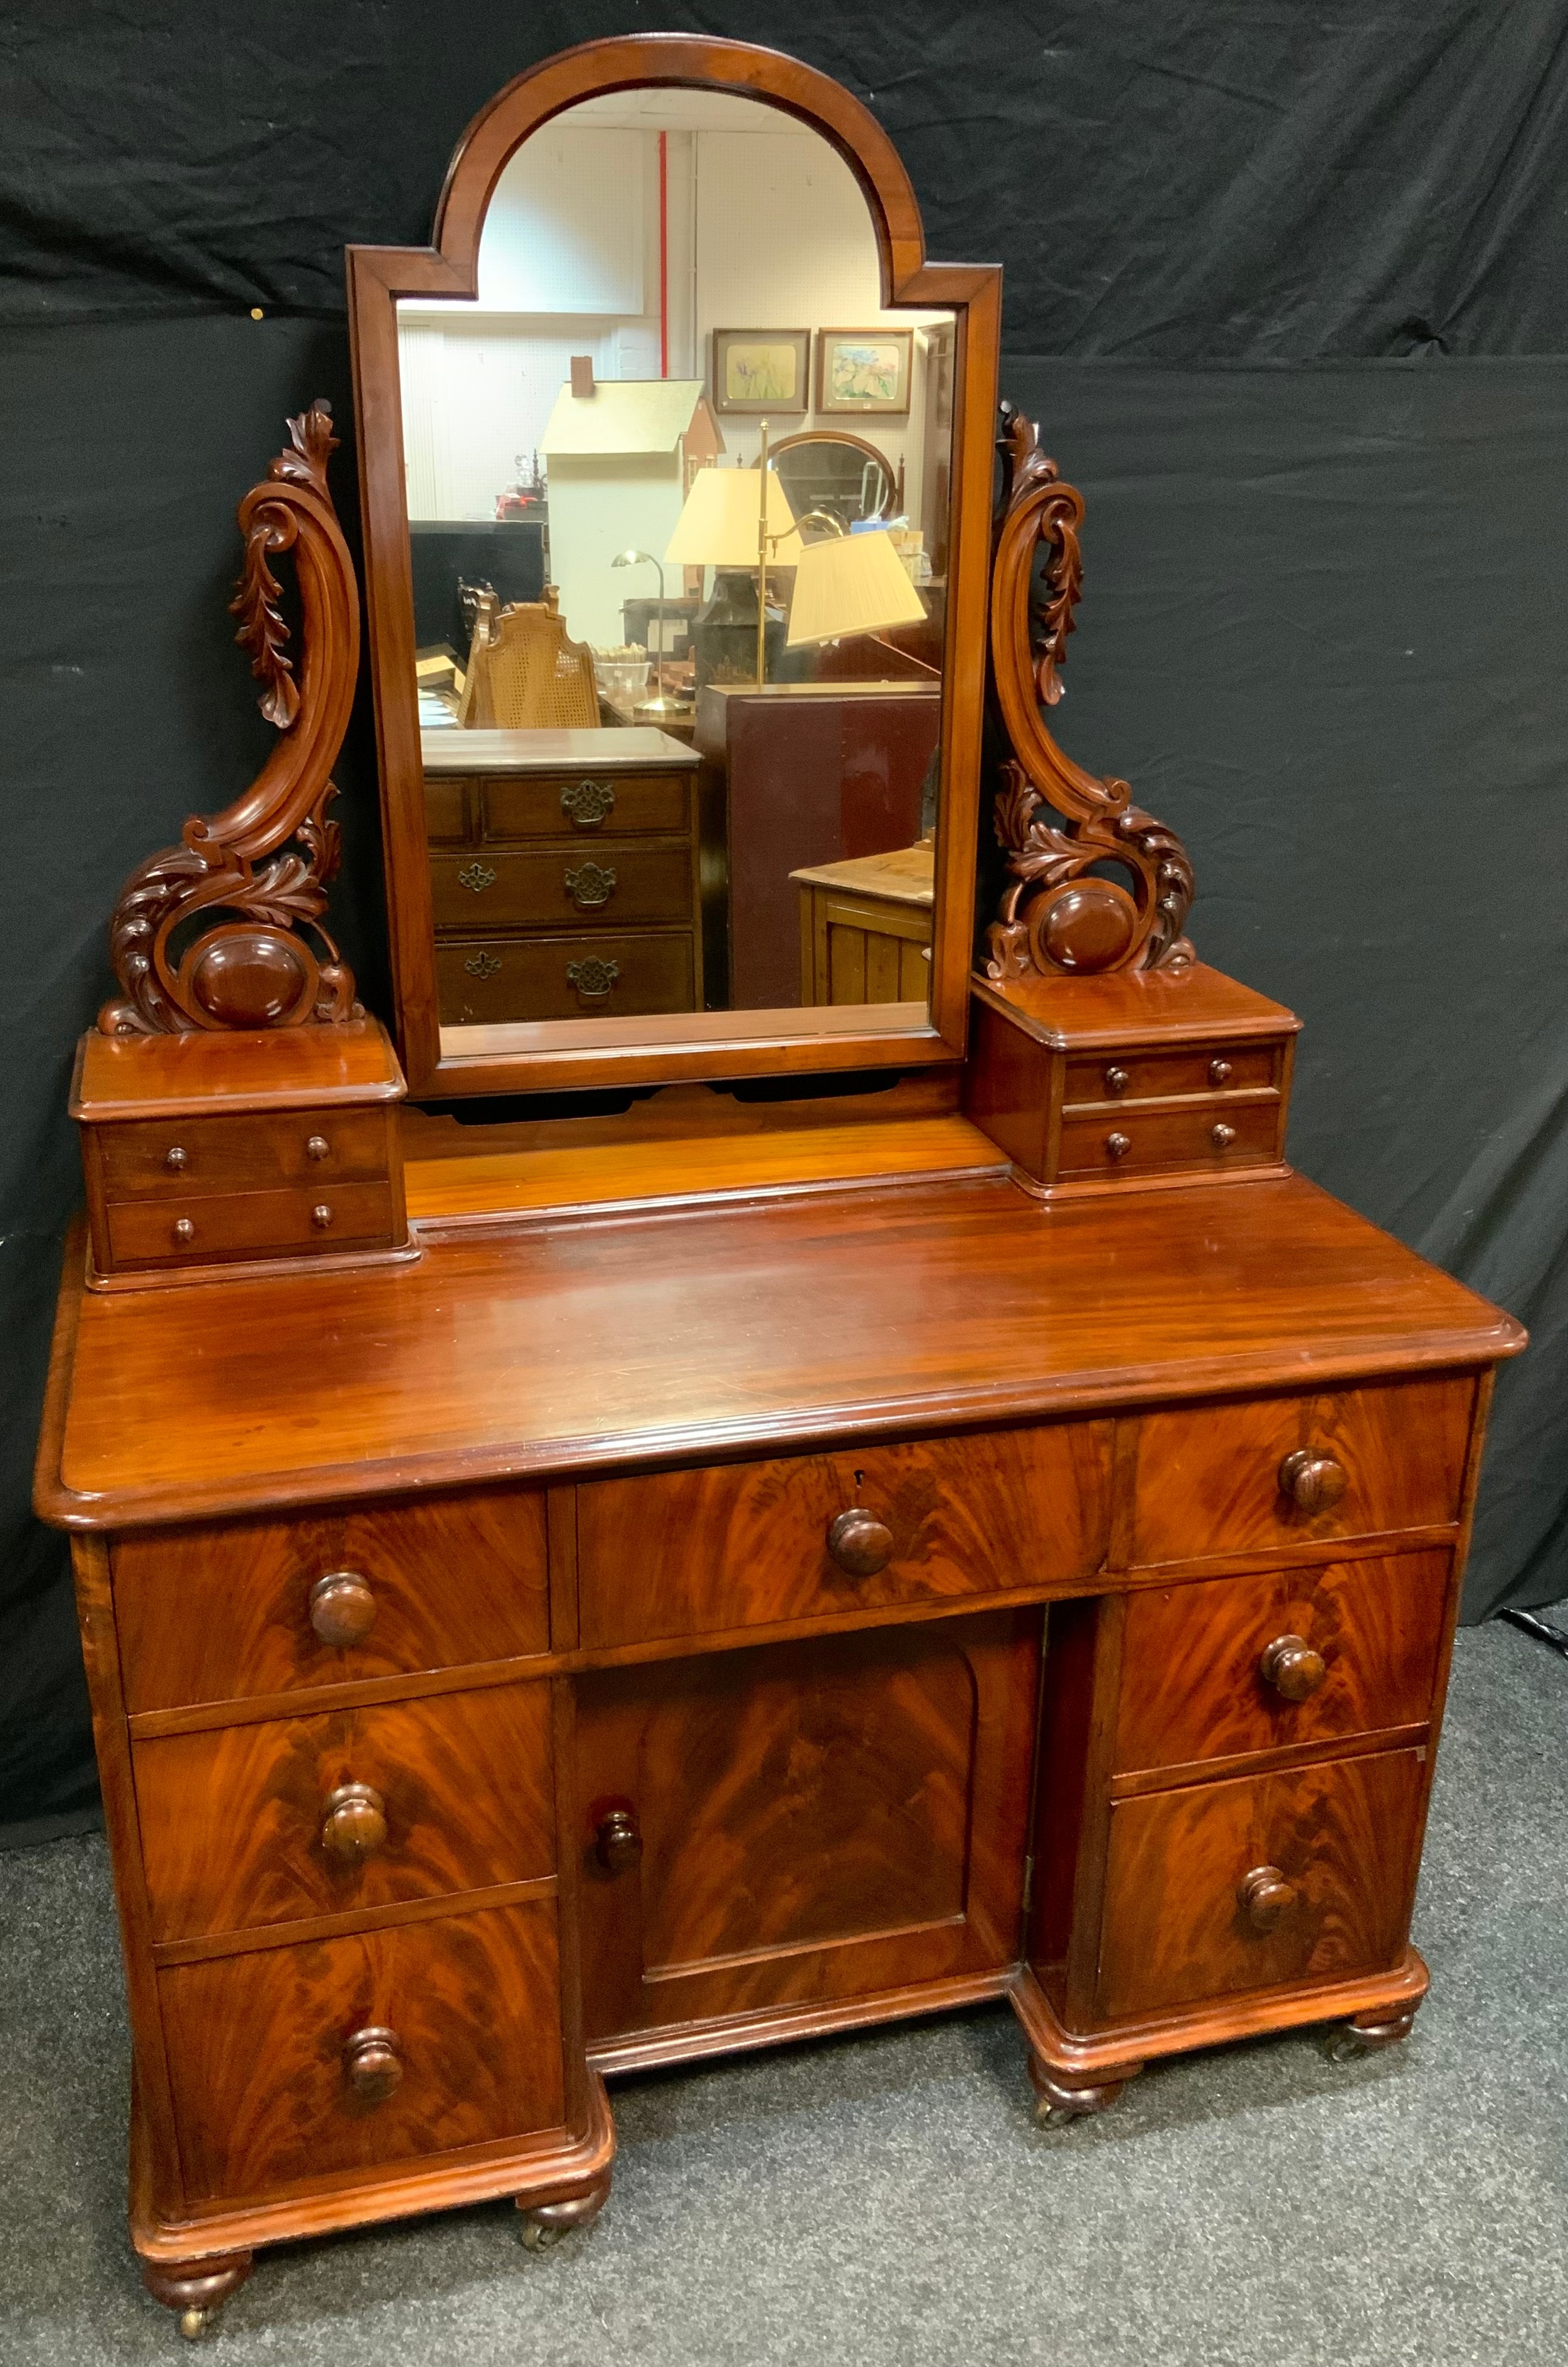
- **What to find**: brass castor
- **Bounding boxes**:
[1028,2050,1142,2127]
[140,2251,252,2341]
[1325,2005,1419,2064]
[517,2166,612,2250]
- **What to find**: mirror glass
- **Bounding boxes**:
[397,88,956,1045]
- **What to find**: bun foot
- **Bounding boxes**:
[1028,2050,1142,2126]
[1325,2003,1420,2063]
[140,2253,252,2339]
[517,2165,612,2250]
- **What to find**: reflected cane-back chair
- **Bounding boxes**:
[457,586,600,729]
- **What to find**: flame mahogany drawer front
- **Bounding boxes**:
[134,1683,555,1943]
[105,1180,400,1269]
[429,845,693,933]
[575,1423,1114,1650]
[159,1897,565,2203]
[1094,1746,1428,2022]
[98,1108,393,1198]
[1062,1042,1279,1104]
[1057,1095,1279,1180]
[1114,1549,1451,1775]
[111,1490,551,1713]
[1129,1376,1475,1567]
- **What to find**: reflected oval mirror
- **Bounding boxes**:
[349,40,999,1098]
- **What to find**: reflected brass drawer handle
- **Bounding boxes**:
[464,951,502,980]
[1279,1448,1348,1513]
[309,1569,378,1647]
[1239,1864,1298,1933]
[342,2026,403,2104]
[457,860,496,893]
[566,957,619,1000]
[564,860,617,909]
[320,1781,388,1862]
[561,779,615,829]
[1259,1633,1328,1701]
[828,1508,894,1576]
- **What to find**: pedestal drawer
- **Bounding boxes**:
[1096,1747,1426,2021]
[159,1897,564,2201]
[134,1683,554,1942]
[1057,1095,1279,1180]
[1114,1549,1451,1774]
[576,1422,1112,1649]
[1129,1376,1475,1566]
[112,1489,550,1713]
[105,1181,399,1269]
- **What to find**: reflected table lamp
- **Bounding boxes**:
[783,519,929,660]
[610,547,684,719]
[665,444,797,689]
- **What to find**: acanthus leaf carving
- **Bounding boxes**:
[98,400,363,1035]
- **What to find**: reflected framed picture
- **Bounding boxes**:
[710,328,812,416]
[816,328,913,416]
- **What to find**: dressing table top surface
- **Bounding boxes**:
[39,1170,1522,1532]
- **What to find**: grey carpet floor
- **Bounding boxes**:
[2,1614,1564,2367]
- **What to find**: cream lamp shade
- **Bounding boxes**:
[664,463,797,567]
[785,526,928,647]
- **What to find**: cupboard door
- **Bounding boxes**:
[573,1612,1041,2047]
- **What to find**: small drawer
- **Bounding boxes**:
[576,1422,1113,1650]
[423,775,472,845]
[482,771,691,840]
[1114,1549,1451,1774]
[161,1897,565,2200]
[429,845,691,931]
[98,1109,391,1199]
[1129,1377,1475,1567]
[437,931,694,1025]
[112,1488,550,1713]
[1096,1746,1426,2020]
[1064,1043,1279,1105]
[1057,1095,1279,1180]
[104,1180,398,1268]
[134,1683,554,1942]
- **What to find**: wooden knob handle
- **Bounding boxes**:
[320,1781,388,1862]
[1208,1057,1232,1086]
[164,1144,188,1172]
[828,1508,894,1576]
[342,2026,403,2102]
[173,1217,195,1244]
[1278,1448,1348,1513]
[1210,1122,1237,1148]
[1104,1066,1130,1095]
[1259,1633,1328,1701]
[306,1133,331,1161]
[1105,1132,1131,1161]
[309,1569,378,1648]
[595,1808,642,1873]
[312,1202,334,1229]
[1239,1865,1298,1932]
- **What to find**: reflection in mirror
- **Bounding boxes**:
[397,88,955,1041]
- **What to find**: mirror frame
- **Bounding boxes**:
[347,33,1001,1099]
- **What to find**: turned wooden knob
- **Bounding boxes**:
[309,1569,377,1648]
[164,1144,188,1172]
[828,1508,894,1576]
[312,1202,334,1229]
[1239,1865,1298,1932]
[306,1133,331,1160]
[1259,1633,1328,1701]
[1105,1132,1131,1161]
[595,1807,642,1873]
[342,2026,403,2102]
[1104,1065,1130,1095]
[172,1217,195,1244]
[1279,1448,1348,1513]
[320,1781,388,1861]
[1210,1122,1237,1148]
[1208,1057,1233,1086]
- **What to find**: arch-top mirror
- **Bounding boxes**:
[349,36,1000,1098]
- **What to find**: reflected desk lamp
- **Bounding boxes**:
[664,432,797,688]
[609,547,684,719]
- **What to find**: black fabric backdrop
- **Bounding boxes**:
[3,4,1566,1841]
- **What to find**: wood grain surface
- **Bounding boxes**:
[159,1898,564,2201]
[1113,1549,1451,1774]
[134,1682,554,1942]
[576,1424,1110,1647]
[41,1174,1522,1528]
[1095,1747,1426,2021]
[112,1490,550,1712]
[1130,1375,1475,1564]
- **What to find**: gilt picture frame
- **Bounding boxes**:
[710,328,812,416]
[815,327,914,416]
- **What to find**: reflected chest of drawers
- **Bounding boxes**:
[39,1166,1522,2333]
[420,726,702,1027]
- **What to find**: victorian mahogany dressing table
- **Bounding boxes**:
[36,36,1522,2341]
